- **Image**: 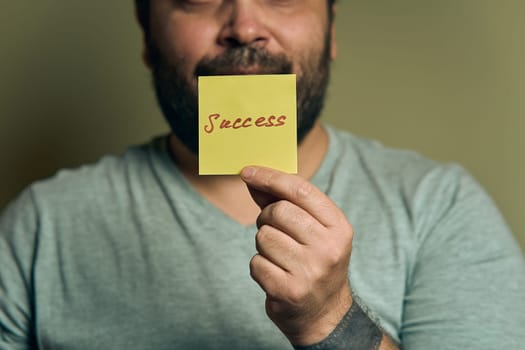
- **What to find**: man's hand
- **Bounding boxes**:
[240,166,354,346]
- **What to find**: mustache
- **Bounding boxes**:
[195,46,293,77]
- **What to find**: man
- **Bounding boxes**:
[1,1,523,349]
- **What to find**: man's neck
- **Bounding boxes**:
[168,122,329,225]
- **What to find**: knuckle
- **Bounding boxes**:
[255,226,270,250]
[333,217,354,241]
[326,248,342,267]
[249,254,264,280]
[341,223,355,251]
[256,226,282,253]
[287,287,308,306]
[302,215,318,234]
[295,181,313,200]
[321,240,348,268]
[262,170,278,190]
[249,254,259,273]
[308,263,325,283]
[249,262,257,280]
[270,200,291,222]
[343,221,354,238]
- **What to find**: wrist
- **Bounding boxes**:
[287,285,353,346]
[292,299,383,350]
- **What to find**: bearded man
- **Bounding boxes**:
[1,1,524,349]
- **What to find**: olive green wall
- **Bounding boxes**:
[1,1,523,249]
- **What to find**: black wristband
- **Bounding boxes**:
[293,301,382,350]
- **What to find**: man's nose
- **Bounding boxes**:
[218,1,269,48]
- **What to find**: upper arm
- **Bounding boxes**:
[400,166,525,349]
[0,189,38,350]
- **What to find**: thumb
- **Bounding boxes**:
[240,166,281,209]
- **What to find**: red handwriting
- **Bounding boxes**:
[204,113,287,134]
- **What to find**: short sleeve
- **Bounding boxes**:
[400,165,525,349]
[0,189,39,349]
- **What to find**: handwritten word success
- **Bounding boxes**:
[203,113,287,134]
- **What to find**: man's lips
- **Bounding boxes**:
[197,65,288,76]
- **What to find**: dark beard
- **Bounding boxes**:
[149,39,331,155]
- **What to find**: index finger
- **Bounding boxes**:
[240,166,344,228]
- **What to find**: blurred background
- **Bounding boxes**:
[0,1,523,249]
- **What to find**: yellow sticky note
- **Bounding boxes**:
[198,74,297,175]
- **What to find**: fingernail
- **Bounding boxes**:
[241,166,256,179]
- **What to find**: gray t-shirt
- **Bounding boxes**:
[1,126,524,349]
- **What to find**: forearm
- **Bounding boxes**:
[292,301,399,350]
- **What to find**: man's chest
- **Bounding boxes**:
[33,218,290,349]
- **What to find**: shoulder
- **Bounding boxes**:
[330,127,520,259]
[326,125,467,202]
[328,125,439,175]
[33,146,144,204]
[324,125,509,243]
[2,137,167,221]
